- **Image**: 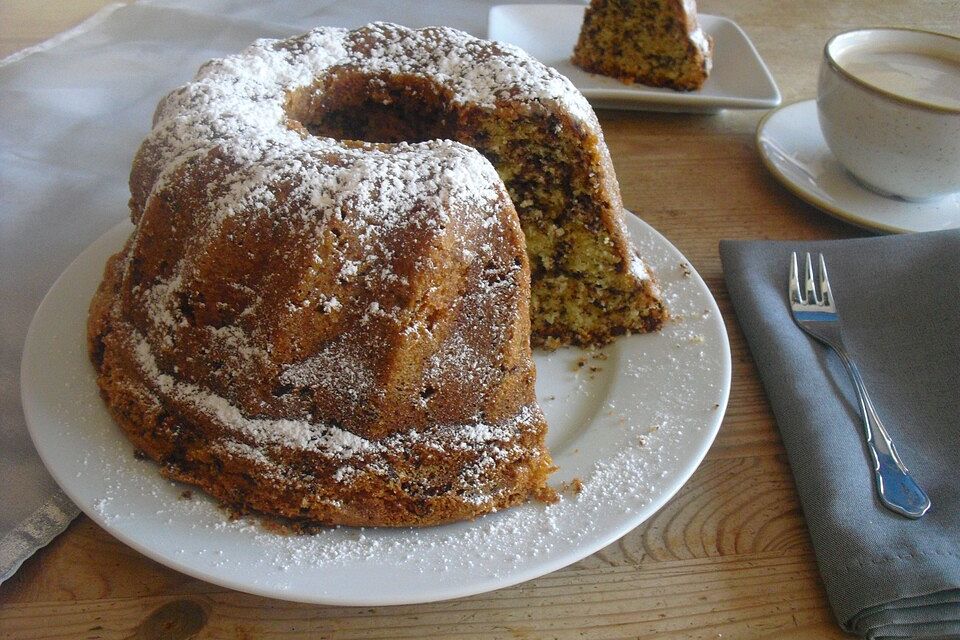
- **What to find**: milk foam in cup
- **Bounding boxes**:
[817,28,960,201]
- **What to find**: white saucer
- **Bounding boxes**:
[488,4,780,113]
[756,100,960,234]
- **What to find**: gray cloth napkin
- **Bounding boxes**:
[720,231,960,639]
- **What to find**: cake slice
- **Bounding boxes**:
[572,0,714,91]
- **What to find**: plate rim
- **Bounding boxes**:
[21,214,731,606]
[487,3,782,111]
[755,99,960,235]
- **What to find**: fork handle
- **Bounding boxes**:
[835,350,931,519]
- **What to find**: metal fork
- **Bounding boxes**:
[789,252,931,519]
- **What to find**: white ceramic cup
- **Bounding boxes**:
[817,28,960,201]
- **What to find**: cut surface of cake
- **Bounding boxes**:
[572,0,714,91]
[88,22,666,528]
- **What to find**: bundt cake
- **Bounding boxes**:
[88,22,665,527]
[572,0,714,91]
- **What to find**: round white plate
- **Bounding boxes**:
[757,100,960,234]
[22,213,730,606]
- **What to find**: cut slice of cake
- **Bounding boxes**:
[572,0,714,91]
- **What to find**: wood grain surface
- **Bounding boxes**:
[2,1,957,638]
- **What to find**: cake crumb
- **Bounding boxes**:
[559,477,584,494]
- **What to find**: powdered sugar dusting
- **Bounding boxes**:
[627,249,650,280]
[682,0,713,72]
[141,21,596,217]
[134,335,375,457]
[131,331,538,471]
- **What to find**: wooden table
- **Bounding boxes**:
[1,2,956,638]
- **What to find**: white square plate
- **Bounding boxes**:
[488,4,781,113]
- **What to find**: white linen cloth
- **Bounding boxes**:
[0,0,580,583]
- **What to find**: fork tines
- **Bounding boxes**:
[790,252,834,310]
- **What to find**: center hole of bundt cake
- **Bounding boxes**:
[288,72,456,144]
